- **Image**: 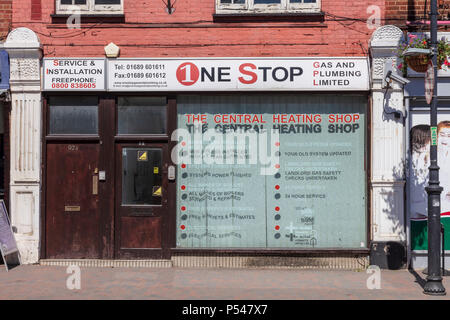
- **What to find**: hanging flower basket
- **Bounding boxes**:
[396,34,450,74]
[405,54,430,73]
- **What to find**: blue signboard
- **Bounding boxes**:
[0,50,10,90]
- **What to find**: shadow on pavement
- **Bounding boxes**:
[409,268,426,289]
[0,253,21,271]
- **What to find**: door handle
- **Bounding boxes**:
[168,165,176,181]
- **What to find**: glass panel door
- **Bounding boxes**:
[115,143,170,259]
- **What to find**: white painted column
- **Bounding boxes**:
[4,28,42,264]
[369,26,406,245]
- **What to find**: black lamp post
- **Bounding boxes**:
[423,0,446,296]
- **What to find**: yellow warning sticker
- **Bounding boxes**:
[138,151,148,161]
[152,186,162,197]
[154,167,159,174]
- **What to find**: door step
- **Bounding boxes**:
[39,259,173,268]
[172,254,369,270]
[40,254,369,270]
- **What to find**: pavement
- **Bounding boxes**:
[0,265,450,300]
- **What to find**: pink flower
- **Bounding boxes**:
[408,34,417,40]
[398,63,403,70]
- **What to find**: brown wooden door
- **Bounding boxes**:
[46,142,103,258]
[115,143,170,259]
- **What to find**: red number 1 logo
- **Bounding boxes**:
[176,62,199,86]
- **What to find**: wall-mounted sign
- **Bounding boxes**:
[107,58,369,92]
[43,57,369,92]
[43,58,106,91]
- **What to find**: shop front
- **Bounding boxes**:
[42,57,370,262]
[404,34,450,268]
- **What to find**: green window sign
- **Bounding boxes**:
[431,126,438,146]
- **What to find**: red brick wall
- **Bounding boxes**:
[0,0,12,41]
[386,0,450,27]
[12,0,384,58]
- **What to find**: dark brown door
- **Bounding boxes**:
[46,143,102,258]
[115,143,170,259]
[44,96,176,260]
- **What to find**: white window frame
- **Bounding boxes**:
[216,0,321,14]
[56,0,123,15]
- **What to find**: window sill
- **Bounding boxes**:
[45,135,100,141]
[213,11,325,23]
[51,13,125,24]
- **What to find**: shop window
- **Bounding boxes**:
[408,106,450,251]
[48,96,98,135]
[216,0,320,14]
[118,97,167,135]
[56,0,123,14]
[176,94,367,249]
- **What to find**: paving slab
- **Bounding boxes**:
[0,265,449,300]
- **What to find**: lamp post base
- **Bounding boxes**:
[424,276,447,295]
[422,268,450,276]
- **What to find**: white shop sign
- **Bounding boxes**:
[43,57,370,91]
[43,58,106,91]
[108,58,369,91]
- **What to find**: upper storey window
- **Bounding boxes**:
[56,0,123,14]
[216,0,320,14]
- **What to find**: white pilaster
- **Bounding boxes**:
[370,26,406,243]
[4,28,42,264]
